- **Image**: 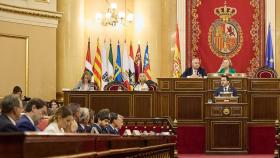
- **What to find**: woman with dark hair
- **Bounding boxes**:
[43,106,73,133]
[48,99,59,112]
[73,72,95,91]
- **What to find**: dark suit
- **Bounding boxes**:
[181,67,207,78]
[16,115,36,132]
[91,123,108,134]
[214,86,237,96]
[0,114,19,132]
[106,125,119,135]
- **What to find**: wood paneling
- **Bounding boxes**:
[250,79,280,91]
[90,94,131,117]
[69,94,88,107]
[134,94,153,117]
[251,95,279,121]
[210,121,243,149]
[175,94,204,121]
[174,79,206,91]
[158,93,171,117]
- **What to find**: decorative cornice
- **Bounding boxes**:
[0,2,62,19]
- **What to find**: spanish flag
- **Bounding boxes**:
[93,39,102,90]
[173,23,182,78]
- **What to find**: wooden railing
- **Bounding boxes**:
[0,133,176,158]
[275,120,280,158]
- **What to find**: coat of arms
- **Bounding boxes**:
[208,1,243,58]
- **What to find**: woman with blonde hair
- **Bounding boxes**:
[44,106,73,133]
[218,58,236,74]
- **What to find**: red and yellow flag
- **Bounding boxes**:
[173,23,182,78]
[93,39,102,90]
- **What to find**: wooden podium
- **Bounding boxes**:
[206,94,248,153]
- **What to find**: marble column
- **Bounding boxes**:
[57,0,85,92]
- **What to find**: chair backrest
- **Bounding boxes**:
[145,80,158,91]
[104,81,128,91]
[254,66,278,78]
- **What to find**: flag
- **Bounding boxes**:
[128,42,135,86]
[93,39,102,90]
[134,43,142,82]
[108,42,114,82]
[173,23,182,78]
[265,23,274,69]
[114,41,122,82]
[84,38,93,77]
[101,40,108,90]
[122,41,130,90]
[143,43,151,80]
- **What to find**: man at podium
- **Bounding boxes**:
[214,75,237,96]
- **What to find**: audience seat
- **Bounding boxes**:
[145,80,158,91]
[254,66,278,78]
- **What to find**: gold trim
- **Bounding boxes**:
[247,0,263,77]
[35,0,50,3]
[191,0,202,57]
[0,33,29,96]
[0,2,62,19]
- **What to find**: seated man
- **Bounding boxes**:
[181,57,207,78]
[134,73,149,91]
[106,112,124,135]
[16,98,46,132]
[0,94,23,132]
[214,75,237,96]
[91,109,110,134]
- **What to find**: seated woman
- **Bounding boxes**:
[44,106,73,133]
[218,58,236,74]
[48,99,60,115]
[134,73,149,91]
[73,72,95,91]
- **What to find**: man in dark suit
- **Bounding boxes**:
[106,112,124,135]
[16,98,46,132]
[0,94,23,132]
[91,109,110,134]
[214,75,237,96]
[181,57,207,78]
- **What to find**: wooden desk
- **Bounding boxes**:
[64,91,157,118]
[0,133,176,158]
[205,103,248,153]
[63,78,280,123]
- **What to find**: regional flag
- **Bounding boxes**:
[114,41,122,82]
[93,39,102,90]
[143,43,151,80]
[122,41,130,90]
[101,40,108,90]
[108,42,114,82]
[173,23,182,78]
[84,38,93,78]
[265,23,274,69]
[134,43,142,82]
[128,42,135,86]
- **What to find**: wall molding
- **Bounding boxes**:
[0,2,61,28]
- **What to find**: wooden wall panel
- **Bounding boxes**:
[251,95,279,121]
[69,94,88,107]
[134,94,153,117]
[175,94,204,122]
[89,94,131,117]
[158,93,171,117]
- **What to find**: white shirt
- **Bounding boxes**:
[134,83,149,91]
[224,85,230,92]
[7,115,16,126]
[44,122,64,133]
[25,114,35,126]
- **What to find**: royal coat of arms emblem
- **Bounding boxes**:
[208,1,243,58]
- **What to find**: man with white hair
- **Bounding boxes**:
[181,57,207,78]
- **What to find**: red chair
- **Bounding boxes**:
[104,81,128,91]
[254,66,278,78]
[146,80,158,91]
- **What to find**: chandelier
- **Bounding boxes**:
[96,1,134,27]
